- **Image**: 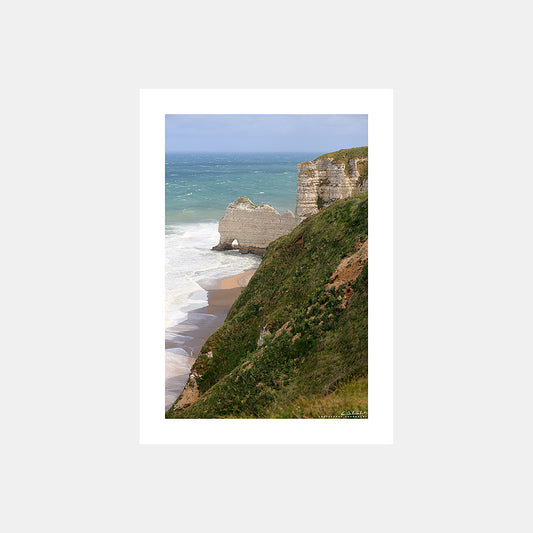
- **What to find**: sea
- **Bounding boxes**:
[165,152,318,409]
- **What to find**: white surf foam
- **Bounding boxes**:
[165,221,261,410]
[165,222,261,329]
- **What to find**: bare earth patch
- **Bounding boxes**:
[327,237,368,307]
[174,374,199,410]
[328,237,368,288]
[274,321,292,339]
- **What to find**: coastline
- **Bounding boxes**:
[165,268,256,410]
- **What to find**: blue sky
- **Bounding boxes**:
[165,114,368,153]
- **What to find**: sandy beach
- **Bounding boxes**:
[165,268,256,410]
[206,268,255,311]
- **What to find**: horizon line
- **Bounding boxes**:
[165,148,367,154]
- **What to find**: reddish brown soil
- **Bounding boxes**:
[327,237,368,307]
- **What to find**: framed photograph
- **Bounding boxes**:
[140,89,393,444]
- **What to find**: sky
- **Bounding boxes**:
[165,114,368,153]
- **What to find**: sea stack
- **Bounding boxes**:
[212,196,297,255]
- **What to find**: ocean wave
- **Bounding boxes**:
[165,222,260,329]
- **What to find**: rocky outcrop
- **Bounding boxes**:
[213,148,368,254]
[295,155,368,223]
[212,196,297,255]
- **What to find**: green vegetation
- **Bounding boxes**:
[166,193,368,419]
[234,196,257,207]
[314,146,368,165]
[234,196,273,209]
[265,377,368,419]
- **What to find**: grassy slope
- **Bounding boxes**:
[166,193,368,419]
[315,146,368,165]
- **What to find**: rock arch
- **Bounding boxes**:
[212,196,297,255]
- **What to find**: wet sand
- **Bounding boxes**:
[165,269,256,410]
[206,268,255,310]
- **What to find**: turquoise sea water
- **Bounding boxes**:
[165,152,318,225]
[164,152,318,409]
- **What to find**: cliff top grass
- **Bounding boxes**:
[234,196,256,206]
[314,146,368,165]
[233,196,273,209]
[167,193,368,419]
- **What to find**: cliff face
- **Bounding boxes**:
[213,147,368,254]
[212,196,297,255]
[295,148,368,223]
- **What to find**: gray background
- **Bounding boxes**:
[1,1,531,531]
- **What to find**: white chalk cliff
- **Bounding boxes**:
[295,156,368,223]
[214,149,368,254]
